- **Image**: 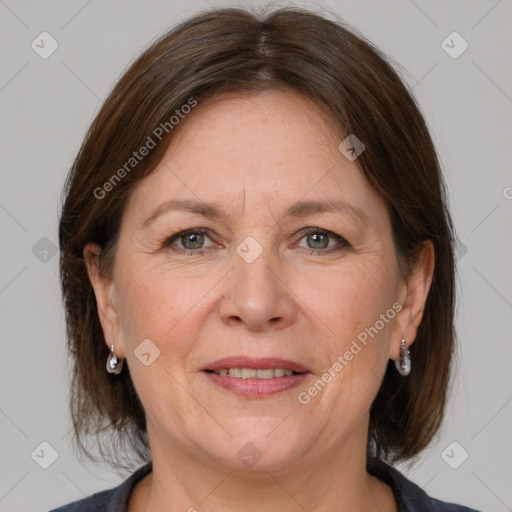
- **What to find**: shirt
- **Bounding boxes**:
[48,457,481,511]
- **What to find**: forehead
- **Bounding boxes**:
[169,89,344,165]
[124,90,386,226]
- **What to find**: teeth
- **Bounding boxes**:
[213,368,297,379]
[256,369,275,379]
[241,368,256,379]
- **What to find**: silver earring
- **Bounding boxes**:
[395,338,411,376]
[106,344,124,374]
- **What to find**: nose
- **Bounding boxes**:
[218,243,297,332]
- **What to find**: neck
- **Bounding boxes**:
[133,423,396,512]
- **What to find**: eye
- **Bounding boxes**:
[162,227,350,256]
[163,229,215,254]
[294,228,350,255]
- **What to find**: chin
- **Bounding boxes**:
[200,424,306,472]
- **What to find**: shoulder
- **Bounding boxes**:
[48,461,152,512]
[367,457,481,512]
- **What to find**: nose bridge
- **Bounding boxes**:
[219,231,295,330]
[233,233,280,307]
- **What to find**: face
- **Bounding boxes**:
[86,90,431,473]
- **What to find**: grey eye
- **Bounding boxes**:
[306,232,330,249]
[180,232,205,249]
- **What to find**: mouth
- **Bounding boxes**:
[204,367,299,378]
[200,356,311,398]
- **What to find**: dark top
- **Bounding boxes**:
[49,457,481,511]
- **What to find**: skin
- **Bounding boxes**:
[84,89,434,512]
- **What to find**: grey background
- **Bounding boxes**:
[1,0,511,510]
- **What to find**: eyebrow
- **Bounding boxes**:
[140,198,369,229]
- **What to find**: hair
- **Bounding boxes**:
[59,5,456,470]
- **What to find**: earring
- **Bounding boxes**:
[106,344,124,374]
[395,338,411,376]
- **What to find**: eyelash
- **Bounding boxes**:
[162,228,350,256]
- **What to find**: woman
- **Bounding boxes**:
[53,6,480,512]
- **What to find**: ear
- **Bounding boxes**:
[389,240,435,360]
[83,242,125,359]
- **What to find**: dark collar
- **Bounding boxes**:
[366,456,479,511]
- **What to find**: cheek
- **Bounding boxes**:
[302,259,396,337]
[113,258,221,399]
[295,271,396,435]
[296,258,397,390]
[113,263,203,424]
[117,275,172,342]
[115,257,207,341]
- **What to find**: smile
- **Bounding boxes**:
[207,368,297,379]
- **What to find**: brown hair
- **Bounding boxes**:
[59,6,455,469]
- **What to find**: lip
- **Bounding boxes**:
[202,371,310,398]
[200,356,310,373]
[200,356,311,399]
